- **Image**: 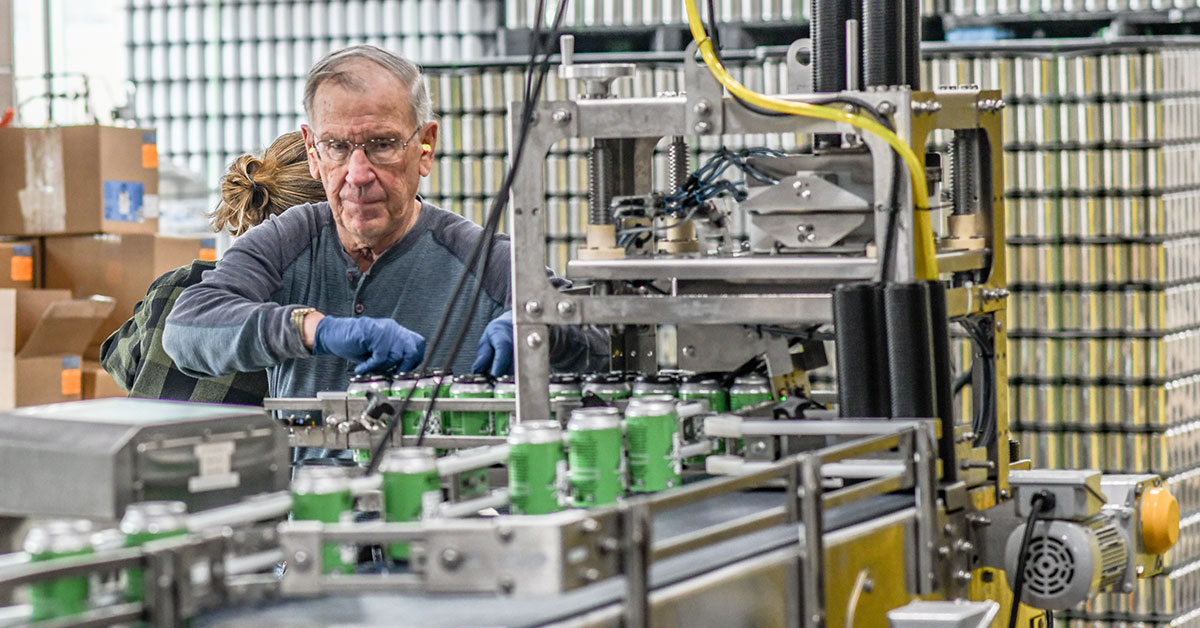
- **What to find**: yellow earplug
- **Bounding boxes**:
[307,147,316,156]
[421,143,433,153]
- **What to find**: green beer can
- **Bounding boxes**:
[346,374,390,462]
[507,420,566,514]
[549,373,583,399]
[632,373,678,398]
[380,447,441,560]
[447,373,494,435]
[390,373,421,435]
[729,374,773,411]
[24,519,93,621]
[120,501,187,603]
[582,373,631,402]
[290,467,355,574]
[678,375,729,412]
[492,375,515,436]
[567,406,625,507]
[413,369,453,435]
[625,397,681,492]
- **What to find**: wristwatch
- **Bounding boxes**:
[291,307,317,344]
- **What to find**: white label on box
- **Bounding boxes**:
[189,440,239,492]
[144,194,160,218]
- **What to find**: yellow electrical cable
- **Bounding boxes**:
[682,0,938,280]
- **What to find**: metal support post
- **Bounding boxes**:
[798,455,825,628]
[622,504,651,628]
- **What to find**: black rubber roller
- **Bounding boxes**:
[862,0,901,88]
[833,283,889,418]
[884,282,937,419]
[925,281,956,480]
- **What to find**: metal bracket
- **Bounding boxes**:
[786,39,813,95]
[684,41,724,136]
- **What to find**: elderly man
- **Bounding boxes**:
[163,45,606,396]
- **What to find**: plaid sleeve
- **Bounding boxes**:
[100,266,191,393]
[101,262,268,405]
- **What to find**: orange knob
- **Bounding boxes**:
[1141,485,1180,556]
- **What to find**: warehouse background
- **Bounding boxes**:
[7,2,1200,624]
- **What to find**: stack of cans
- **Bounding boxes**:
[124,0,504,192]
[928,41,1200,627]
[507,0,810,28]
[943,1,1200,17]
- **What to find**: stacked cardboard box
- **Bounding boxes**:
[0,289,113,409]
[43,233,217,354]
[0,125,216,405]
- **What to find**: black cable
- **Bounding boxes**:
[705,3,905,282]
[365,0,570,471]
[1009,492,1052,628]
[961,318,996,450]
[952,370,971,396]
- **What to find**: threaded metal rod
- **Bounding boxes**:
[666,136,689,194]
[588,140,614,225]
[810,0,850,93]
[863,0,901,88]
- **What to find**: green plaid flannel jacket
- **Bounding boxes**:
[100,261,269,405]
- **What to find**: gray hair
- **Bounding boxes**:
[303,45,434,129]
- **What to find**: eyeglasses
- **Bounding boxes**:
[312,126,422,166]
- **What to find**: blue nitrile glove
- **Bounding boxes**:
[313,316,426,375]
[471,310,514,377]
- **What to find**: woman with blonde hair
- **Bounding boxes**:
[101,131,326,403]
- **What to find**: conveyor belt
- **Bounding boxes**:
[196,491,913,627]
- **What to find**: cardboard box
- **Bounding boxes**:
[0,239,39,289]
[43,233,216,348]
[0,125,159,236]
[82,360,126,399]
[0,289,114,409]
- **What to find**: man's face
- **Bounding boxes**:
[302,62,437,250]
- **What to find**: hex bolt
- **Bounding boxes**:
[498,575,515,593]
[954,570,972,583]
[293,551,310,570]
[582,568,602,582]
[526,332,544,348]
[694,121,712,134]
[581,518,600,533]
[877,101,895,116]
[496,526,514,542]
[552,109,572,124]
[441,547,463,570]
[681,346,696,358]
[599,537,621,554]
[557,300,575,315]
[693,101,711,116]
[525,300,542,316]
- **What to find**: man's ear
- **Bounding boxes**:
[301,124,321,180]
[417,122,439,177]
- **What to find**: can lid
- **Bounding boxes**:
[391,378,418,391]
[508,420,562,444]
[349,374,387,383]
[453,373,491,385]
[625,397,678,417]
[24,519,93,555]
[291,466,352,495]
[634,373,675,385]
[549,373,579,385]
[423,368,451,377]
[680,373,721,385]
[732,373,770,386]
[494,374,515,384]
[120,500,188,535]
[391,371,417,382]
[584,372,625,384]
[568,406,622,431]
[379,447,439,474]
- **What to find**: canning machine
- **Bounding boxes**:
[0,2,1181,627]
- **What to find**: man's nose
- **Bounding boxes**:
[344,149,377,187]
